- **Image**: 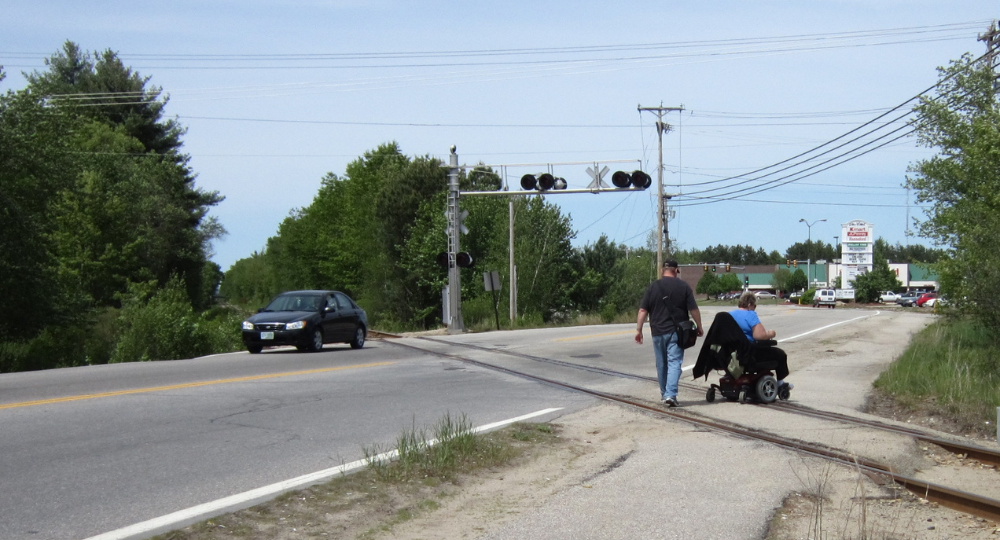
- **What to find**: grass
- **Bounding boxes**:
[872,318,1000,436]
[152,415,561,540]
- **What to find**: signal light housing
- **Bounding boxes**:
[520,173,567,191]
[611,170,652,189]
[456,252,474,268]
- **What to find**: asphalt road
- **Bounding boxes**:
[0,303,872,540]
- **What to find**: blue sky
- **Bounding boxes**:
[3,1,997,270]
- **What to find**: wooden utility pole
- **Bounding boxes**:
[638,104,684,269]
[979,21,1000,68]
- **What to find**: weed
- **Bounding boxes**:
[872,318,1000,436]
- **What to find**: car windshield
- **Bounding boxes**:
[263,294,323,312]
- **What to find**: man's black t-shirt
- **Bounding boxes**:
[639,277,698,337]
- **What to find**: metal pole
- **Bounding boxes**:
[446,146,464,333]
[509,183,516,322]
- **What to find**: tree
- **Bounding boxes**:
[569,235,625,312]
[907,54,1000,332]
[26,41,185,155]
[718,272,742,294]
[26,42,224,308]
[770,268,792,294]
[674,244,783,265]
[696,271,721,300]
[788,269,808,292]
[785,240,837,262]
[0,82,80,340]
[852,250,902,303]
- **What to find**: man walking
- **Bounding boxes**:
[635,260,703,407]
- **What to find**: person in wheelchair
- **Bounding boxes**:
[730,291,792,392]
[692,291,792,403]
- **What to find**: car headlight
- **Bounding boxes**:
[242,321,254,330]
[285,321,306,330]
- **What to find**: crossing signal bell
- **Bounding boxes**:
[611,170,652,189]
[520,173,567,191]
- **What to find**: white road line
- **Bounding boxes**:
[680,311,878,371]
[83,407,563,540]
[777,311,878,343]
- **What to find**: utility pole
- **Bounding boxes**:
[979,20,1000,68]
[638,104,684,269]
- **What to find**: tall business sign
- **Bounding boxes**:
[841,220,873,289]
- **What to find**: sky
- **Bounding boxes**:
[3,1,997,271]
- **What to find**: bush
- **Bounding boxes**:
[112,277,214,362]
[874,318,1000,435]
[802,288,816,305]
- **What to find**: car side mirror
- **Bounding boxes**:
[324,305,335,313]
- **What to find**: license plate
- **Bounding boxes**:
[260,332,274,340]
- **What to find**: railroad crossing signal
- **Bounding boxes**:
[520,173,567,191]
[586,165,610,189]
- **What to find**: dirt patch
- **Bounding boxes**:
[865,390,997,441]
[155,405,639,540]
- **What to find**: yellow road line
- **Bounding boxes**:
[0,362,395,410]
[555,330,635,342]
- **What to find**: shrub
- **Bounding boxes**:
[802,288,816,305]
[112,277,213,362]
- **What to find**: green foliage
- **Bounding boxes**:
[112,278,217,363]
[877,238,945,264]
[696,271,721,299]
[603,250,656,316]
[770,268,792,293]
[568,236,626,312]
[852,248,903,302]
[673,244,782,265]
[1,41,228,372]
[717,272,742,293]
[785,240,837,262]
[874,319,1000,435]
[788,268,808,292]
[363,413,516,484]
[802,288,816,304]
[907,54,1000,335]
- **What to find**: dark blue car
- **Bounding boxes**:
[241,290,368,354]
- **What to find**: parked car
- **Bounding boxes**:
[241,290,368,354]
[897,291,920,307]
[754,291,776,299]
[916,292,938,307]
[879,291,900,303]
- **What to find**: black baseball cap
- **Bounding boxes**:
[663,259,679,268]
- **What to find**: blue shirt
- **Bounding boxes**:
[729,309,761,342]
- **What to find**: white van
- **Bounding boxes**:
[813,289,836,308]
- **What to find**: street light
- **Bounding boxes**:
[799,218,826,289]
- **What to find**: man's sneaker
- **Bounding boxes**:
[662,397,679,408]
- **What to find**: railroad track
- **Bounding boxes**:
[375,332,1000,522]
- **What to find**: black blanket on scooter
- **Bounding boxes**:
[692,311,780,380]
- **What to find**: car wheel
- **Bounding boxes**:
[349,326,366,349]
[248,345,263,354]
[304,328,323,352]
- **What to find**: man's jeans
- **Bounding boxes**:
[652,332,683,400]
